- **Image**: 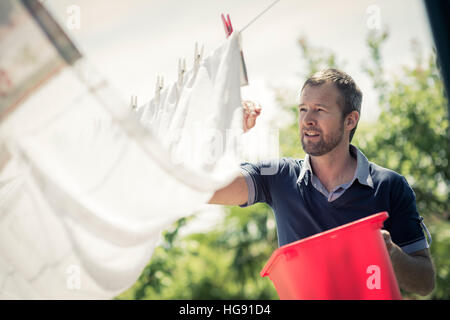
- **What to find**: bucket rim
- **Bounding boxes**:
[260,211,389,277]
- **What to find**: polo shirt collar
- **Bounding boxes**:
[297,144,374,188]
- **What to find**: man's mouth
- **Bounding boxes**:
[304,131,320,138]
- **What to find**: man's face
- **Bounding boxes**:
[298,82,346,156]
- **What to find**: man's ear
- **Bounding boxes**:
[345,111,359,131]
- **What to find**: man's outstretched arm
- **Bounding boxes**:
[208,100,260,206]
[208,173,248,206]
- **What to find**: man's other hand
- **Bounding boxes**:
[242,100,262,133]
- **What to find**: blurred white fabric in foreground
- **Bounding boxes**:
[0,1,242,299]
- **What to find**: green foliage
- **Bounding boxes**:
[360,31,449,219]
[117,204,279,299]
[117,29,449,300]
[361,29,390,103]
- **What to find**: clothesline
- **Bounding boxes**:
[240,0,281,33]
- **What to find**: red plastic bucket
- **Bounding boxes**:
[260,212,402,300]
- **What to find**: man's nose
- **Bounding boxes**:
[301,110,316,126]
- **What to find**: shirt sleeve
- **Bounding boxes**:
[239,159,281,207]
[385,174,430,254]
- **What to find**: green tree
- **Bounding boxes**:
[360,31,449,218]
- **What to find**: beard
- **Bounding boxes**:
[300,123,345,156]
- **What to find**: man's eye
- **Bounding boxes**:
[299,108,306,112]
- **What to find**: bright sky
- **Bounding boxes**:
[44,0,434,126]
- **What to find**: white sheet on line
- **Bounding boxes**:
[0,3,244,298]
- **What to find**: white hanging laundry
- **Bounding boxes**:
[137,36,245,176]
[0,1,243,299]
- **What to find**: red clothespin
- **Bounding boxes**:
[220,13,248,86]
[221,13,233,38]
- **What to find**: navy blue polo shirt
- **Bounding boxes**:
[240,145,430,254]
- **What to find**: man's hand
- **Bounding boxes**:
[242,100,262,133]
[381,229,435,296]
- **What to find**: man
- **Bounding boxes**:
[209,69,435,296]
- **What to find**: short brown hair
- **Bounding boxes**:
[301,69,363,142]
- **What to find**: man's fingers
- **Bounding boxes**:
[242,100,262,114]
[381,230,394,254]
[242,100,261,133]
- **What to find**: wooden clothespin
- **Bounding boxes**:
[194,42,204,70]
[177,58,186,88]
[155,75,164,104]
[130,95,138,109]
